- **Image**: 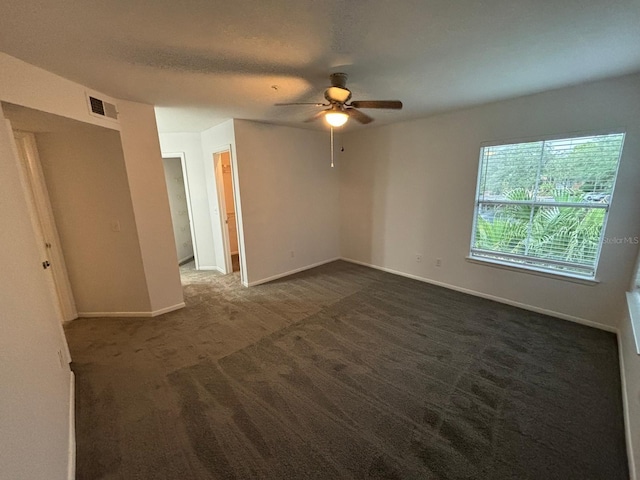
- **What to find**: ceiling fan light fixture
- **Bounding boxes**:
[325,111,349,127]
[276,72,402,127]
[325,86,352,103]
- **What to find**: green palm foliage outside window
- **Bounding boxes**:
[471,133,625,278]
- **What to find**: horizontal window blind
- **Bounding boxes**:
[471,133,625,278]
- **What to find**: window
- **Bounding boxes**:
[470,133,625,279]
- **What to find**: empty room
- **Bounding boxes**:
[1,1,640,479]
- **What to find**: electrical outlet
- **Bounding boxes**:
[416,254,422,263]
[435,258,442,267]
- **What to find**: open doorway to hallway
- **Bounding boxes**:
[161,153,198,267]
[213,149,242,276]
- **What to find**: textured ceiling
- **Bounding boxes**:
[1,0,639,133]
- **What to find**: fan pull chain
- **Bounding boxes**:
[330,126,334,168]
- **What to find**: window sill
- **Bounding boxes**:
[465,256,600,286]
[626,291,640,355]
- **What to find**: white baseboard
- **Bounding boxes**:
[178,255,194,265]
[151,302,185,317]
[216,266,226,274]
[197,266,219,271]
[77,302,185,318]
[247,257,341,287]
[341,257,615,332]
[78,311,151,318]
[618,333,637,480]
[67,370,75,480]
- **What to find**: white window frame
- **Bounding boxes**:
[469,131,625,281]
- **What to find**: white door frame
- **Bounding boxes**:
[161,152,200,269]
[13,130,78,324]
[8,124,72,364]
[212,146,245,283]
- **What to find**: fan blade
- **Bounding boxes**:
[350,100,403,109]
[304,110,328,123]
[275,102,328,106]
[346,107,374,124]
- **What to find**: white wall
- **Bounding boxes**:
[158,132,217,268]
[340,73,640,329]
[0,52,184,317]
[0,53,119,131]
[162,157,194,263]
[0,107,73,480]
[200,120,238,273]
[116,100,185,315]
[36,125,151,315]
[620,301,640,480]
[233,120,340,285]
[0,48,187,480]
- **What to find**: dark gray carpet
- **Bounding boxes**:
[64,260,629,479]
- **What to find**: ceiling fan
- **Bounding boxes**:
[276,73,402,127]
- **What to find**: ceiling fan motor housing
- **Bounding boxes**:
[330,72,348,88]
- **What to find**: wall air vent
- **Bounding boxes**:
[86,94,119,121]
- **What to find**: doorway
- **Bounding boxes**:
[12,130,77,324]
[161,153,198,267]
[214,149,241,275]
